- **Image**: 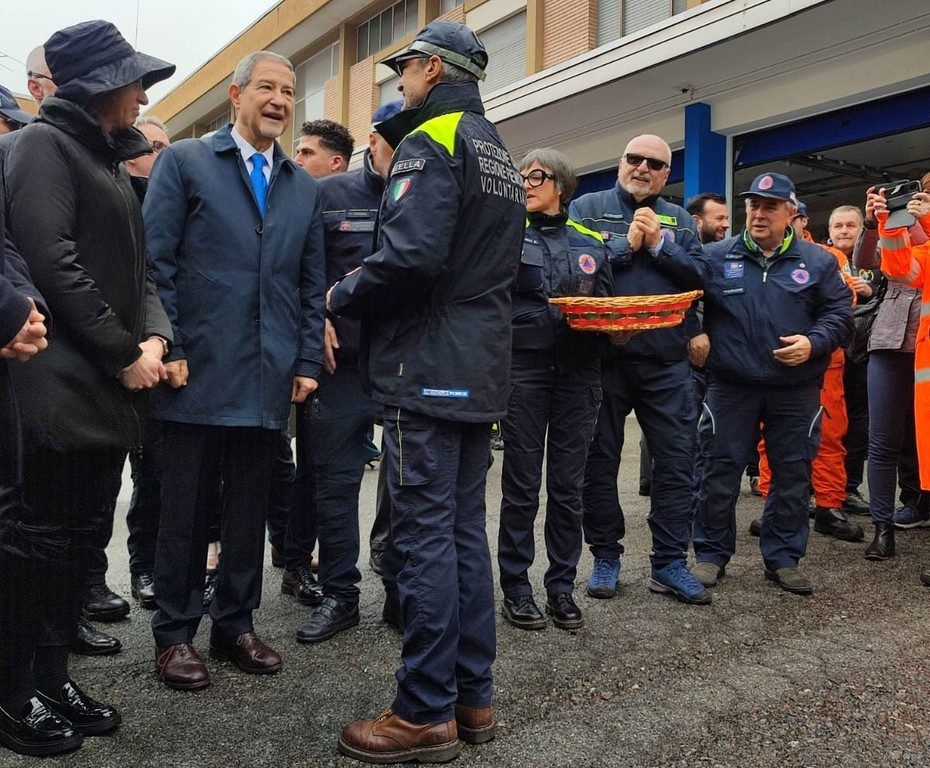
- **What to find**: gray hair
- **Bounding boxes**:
[829,205,863,226]
[232,51,294,90]
[134,116,166,131]
[438,61,478,85]
[520,147,578,207]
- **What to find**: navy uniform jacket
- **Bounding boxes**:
[513,211,610,372]
[698,229,854,387]
[145,126,326,430]
[317,151,384,365]
[330,82,526,423]
[569,183,704,362]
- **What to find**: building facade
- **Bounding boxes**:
[150,0,930,230]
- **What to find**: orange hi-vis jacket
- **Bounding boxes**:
[880,213,930,489]
[759,234,856,506]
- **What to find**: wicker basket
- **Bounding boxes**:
[549,290,703,331]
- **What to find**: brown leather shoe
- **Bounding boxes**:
[209,630,282,674]
[338,708,461,764]
[155,644,210,691]
[454,703,495,744]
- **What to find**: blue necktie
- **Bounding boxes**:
[250,153,268,216]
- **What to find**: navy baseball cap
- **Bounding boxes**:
[0,85,34,127]
[740,172,799,206]
[796,200,808,217]
[381,20,487,81]
[372,100,403,128]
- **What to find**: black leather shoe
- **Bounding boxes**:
[83,584,129,622]
[202,569,218,614]
[281,566,323,606]
[382,593,403,632]
[545,592,583,630]
[814,506,864,542]
[130,572,156,610]
[749,518,761,537]
[36,680,121,736]
[270,545,285,568]
[70,616,121,657]
[296,596,360,643]
[842,490,871,516]
[501,595,545,630]
[369,549,384,576]
[865,522,895,561]
[0,697,82,757]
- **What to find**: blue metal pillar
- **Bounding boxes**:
[684,102,727,203]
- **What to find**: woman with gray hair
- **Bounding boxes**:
[497,147,611,632]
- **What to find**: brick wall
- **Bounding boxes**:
[346,58,379,146]
[541,0,597,70]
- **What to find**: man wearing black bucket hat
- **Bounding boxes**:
[691,172,853,596]
[328,19,525,763]
[2,19,174,757]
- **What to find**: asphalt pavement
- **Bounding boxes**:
[10,418,930,768]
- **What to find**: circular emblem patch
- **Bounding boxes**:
[578,254,596,274]
[791,269,810,285]
[758,175,774,190]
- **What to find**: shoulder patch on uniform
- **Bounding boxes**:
[392,158,425,174]
[391,177,412,202]
[578,254,597,274]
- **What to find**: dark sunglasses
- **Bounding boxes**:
[521,169,556,187]
[624,153,668,172]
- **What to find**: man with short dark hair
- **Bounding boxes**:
[145,50,326,691]
[294,100,402,645]
[328,20,525,763]
[687,192,729,245]
[295,119,354,177]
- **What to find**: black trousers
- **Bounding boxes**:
[18,446,124,647]
[152,422,278,646]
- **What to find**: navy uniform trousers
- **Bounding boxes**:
[304,364,380,602]
[582,357,697,567]
[382,407,495,724]
[693,379,822,570]
[497,350,601,597]
[152,422,278,645]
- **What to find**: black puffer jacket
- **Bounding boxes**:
[4,96,171,449]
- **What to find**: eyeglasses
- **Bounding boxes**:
[27,71,54,83]
[521,169,556,187]
[624,153,668,172]
[393,55,429,75]
[150,140,168,154]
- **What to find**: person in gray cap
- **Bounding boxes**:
[0,85,33,134]
[691,172,853,596]
[328,19,525,764]
[2,19,174,755]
